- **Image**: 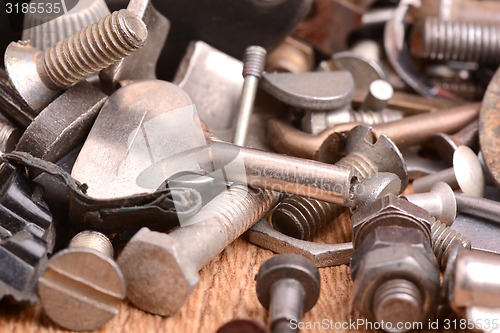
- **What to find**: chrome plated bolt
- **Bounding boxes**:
[233,45,267,146]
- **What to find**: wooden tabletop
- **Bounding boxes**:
[0,212,469,333]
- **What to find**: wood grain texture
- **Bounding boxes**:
[0,213,470,333]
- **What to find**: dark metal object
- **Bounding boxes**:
[256,254,320,333]
[151,0,313,79]
[0,162,54,303]
[0,77,36,128]
[266,103,479,162]
[452,214,500,255]
[0,151,201,243]
[479,66,500,187]
[217,319,270,333]
[15,81,107,165]
[350,195,439,331]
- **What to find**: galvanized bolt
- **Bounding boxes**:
[38,230,125,331]
[22,0,110,51]
[412,146,485,197]
[256,254,320,333]
[117,185,282,316]
[233,45,267,146]
[302,107,403,134]
[410,18,500,65]
[403,182,456,226]
[5,9,147,112]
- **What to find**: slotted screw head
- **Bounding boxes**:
[38,233,125,331]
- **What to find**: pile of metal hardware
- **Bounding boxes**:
[0,0,499,332]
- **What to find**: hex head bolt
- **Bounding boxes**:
[403,182,457,226]
[38,231,126,331]
[233,46,267,146]
[117,186,282,316]
[410,18,500,65]
[412,146,485,197]
[433,120,479,165]
[256,254,320,333]
[4,9,148,112]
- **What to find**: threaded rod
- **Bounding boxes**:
[41,9,147,89]
[431,219,471,268]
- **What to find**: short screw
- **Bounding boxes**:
[233,45,267,146]
[38,230,125,331]
[403,182,456,226]
[5,9,147,112]
[0,119,21,152]
[412,146,485,197]
[256,254,320,333]
[117,185,282,316]
[410,18,500,64]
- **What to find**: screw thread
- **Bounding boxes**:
[271,195,344,240]
[69,230,114,258]
[433,78,485,101]
[42,9,147,89]
[373,279,423,325]
[242,46,267,78]
[431,219,471,268]
[272,320,296,333]
[0,120,20,152]
[186,185,282,242]
[410,18,500,64]
[349,109,403,124]
[23,0,110,51]
[336,152,378,180]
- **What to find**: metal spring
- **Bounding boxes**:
[270,195,345,240]
[431,219,471,268]
[410,17,500,64]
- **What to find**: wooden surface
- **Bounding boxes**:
[0,212,469,333]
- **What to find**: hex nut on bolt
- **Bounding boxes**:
[38,231,126,331]
[256,254,320,332]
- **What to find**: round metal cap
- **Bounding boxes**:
[453,146,485,197]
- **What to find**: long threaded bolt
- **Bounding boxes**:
[431,219,471,268]
[38,230,125,331]
[410,18,500,65]
[118,185,283,316]
[233,45,267,146]
[40,9,147,89]
[256,254,320,333]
